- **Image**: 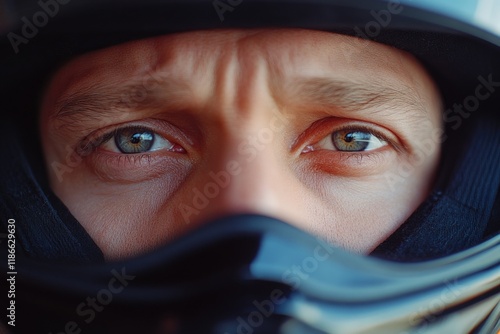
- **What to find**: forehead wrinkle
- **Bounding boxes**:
[51,78,192,130]
[286,78,425,116]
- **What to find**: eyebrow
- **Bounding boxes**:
[52,79,191,126]
[283,77,425,115]
[52,75,425,130]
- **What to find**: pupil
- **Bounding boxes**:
[331,130,371,152]
[130,133,142,144]
[344,133,355,143]
[115,129,155,154]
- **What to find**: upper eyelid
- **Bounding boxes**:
[316,130,387,154]
[331,126,402,153]
[74,129,119,157]
[292,118,401,153]
[77,120,191,154]
[80,127,127,152]
[327,125,389,142]
[78,118,402,158]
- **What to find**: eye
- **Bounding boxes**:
[101,126,181,154]
[315,128,387,152]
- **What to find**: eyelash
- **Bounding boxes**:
[75,123,184,169]
[303,122,397,153]
[76,119,398,178]
[82,126,391,156]
[329,124,389,144]
[296,120,401,174]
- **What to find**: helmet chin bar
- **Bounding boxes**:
[3,215,499,334]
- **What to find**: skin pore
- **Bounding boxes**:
[40,29,443,260]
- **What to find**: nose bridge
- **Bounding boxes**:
[189,37,304,221]
[199,49,291,219]
[205,123,286,215]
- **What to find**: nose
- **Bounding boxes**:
[174,41,310,229]
[181,122,308,228]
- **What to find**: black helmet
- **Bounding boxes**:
[0,1,499,333]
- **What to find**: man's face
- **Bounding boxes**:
[40,29,442,260]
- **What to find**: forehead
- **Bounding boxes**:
[49,29,423,92]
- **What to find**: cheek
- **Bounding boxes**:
[49,163,193,259]
[307,180,404,252]
[45,139,441,260]
[304,153,439,253]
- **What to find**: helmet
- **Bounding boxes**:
[0,0,499,333]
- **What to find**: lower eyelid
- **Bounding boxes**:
[93,150,155,168]
[304,146,396,176]
[87,150,188,183]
